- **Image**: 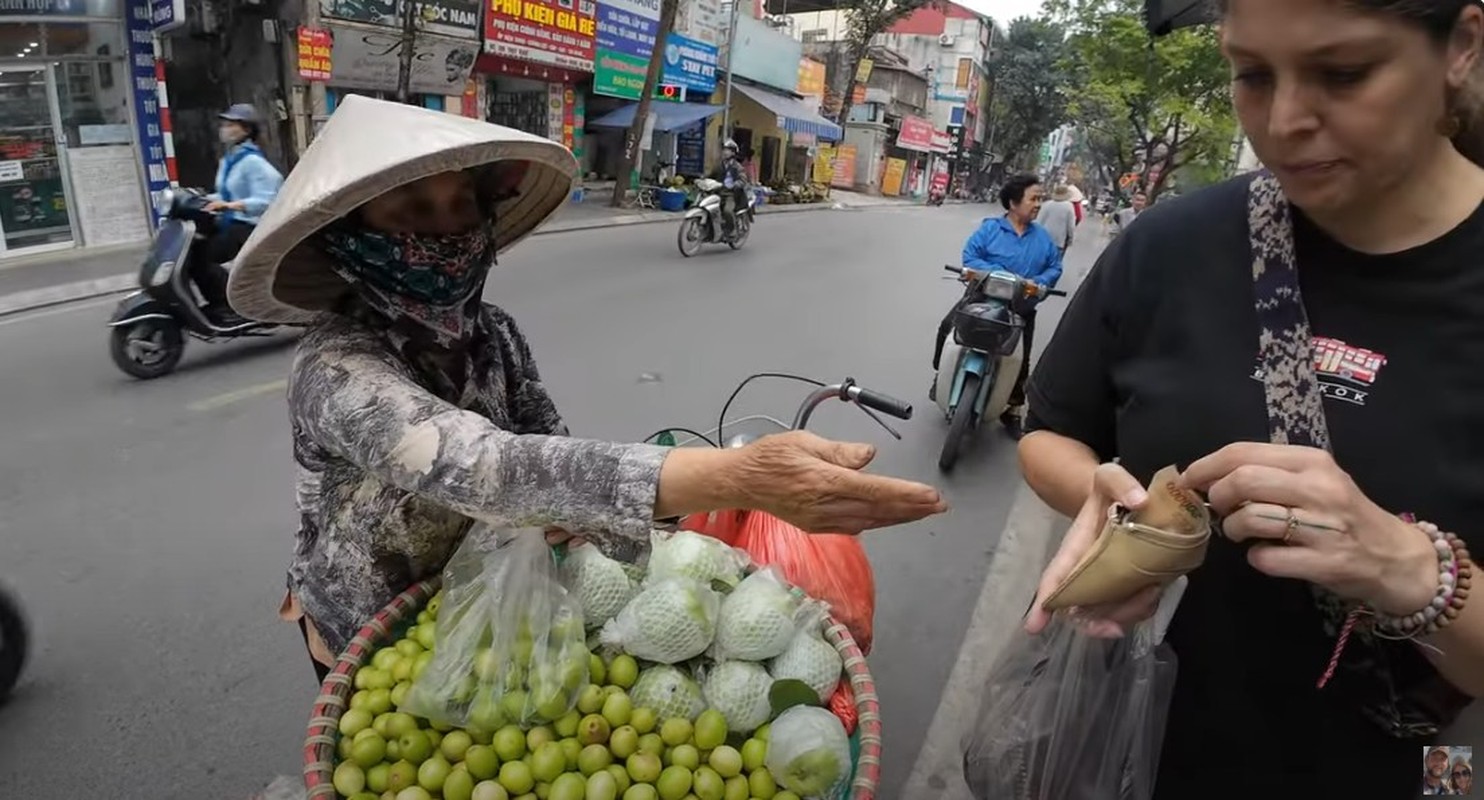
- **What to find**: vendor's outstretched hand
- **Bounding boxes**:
[734,431,947,534]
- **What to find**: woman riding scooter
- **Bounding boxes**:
[196,104,283,325]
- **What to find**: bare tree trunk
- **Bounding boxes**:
[833,44,869,128]
[396,1,419,104]
[611,0,681,207]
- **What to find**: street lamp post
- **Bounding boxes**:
[719,0,743,139]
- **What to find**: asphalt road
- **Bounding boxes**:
[0,203,1104,799]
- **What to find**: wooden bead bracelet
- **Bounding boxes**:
[1369,517,1472,638]
[1316,515,1473,690]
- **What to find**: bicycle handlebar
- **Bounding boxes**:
[792,377,912,431]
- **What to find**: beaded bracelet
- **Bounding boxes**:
[1316,516,1474,690]
[1369,516,1473,638]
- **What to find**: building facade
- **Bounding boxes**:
[0,0,170,259]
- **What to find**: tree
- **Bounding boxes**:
[1046,0,1234,199]
[612,0,681,206]
[832,0,940,127]
[396,1,420,104]
[983,16,1069,169]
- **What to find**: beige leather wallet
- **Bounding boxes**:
[1041,465,1212,612]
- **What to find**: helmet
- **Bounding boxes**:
[219,103,262,138]
[723,138,738,152]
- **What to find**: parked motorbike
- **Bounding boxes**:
[677,178,755,257]
[933,265,1065,471]
[107,188,280,380]
[0,583,28,701]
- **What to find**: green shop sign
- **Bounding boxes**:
[594,50,648,100]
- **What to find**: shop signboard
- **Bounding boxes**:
[485,0,598,72]
[812,146,834,186]
[726,13,800,93]
[831,143,856,189]
[796,58,825,101]
[596,0,658,57]
[320,0,482,39]
[675,0,722,46]
[930,129,951,154]
[594,0,655,99]
[126,0,170,227]
[329,23,480,95]
[662,33,716,93]
[0,0,95,14]
[151,0,184,31]
[298,27,334,81]
[896,115,934,152]
[881,157,906,196]
[930,166,949,196]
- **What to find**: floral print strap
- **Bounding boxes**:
[1245,171,1460,738]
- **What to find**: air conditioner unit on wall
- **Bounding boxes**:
[938,34,955,46]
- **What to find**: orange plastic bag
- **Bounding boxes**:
[680,510,876,654]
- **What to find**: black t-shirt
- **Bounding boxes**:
[1026,175,1484,799]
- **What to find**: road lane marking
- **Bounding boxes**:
[0,295,119,328]
[188,378,287,412]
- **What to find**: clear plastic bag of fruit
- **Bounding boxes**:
[403,525,589,730]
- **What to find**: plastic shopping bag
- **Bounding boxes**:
[681,510,877,654]
[403,526,589,730]
[960,579,1185,800]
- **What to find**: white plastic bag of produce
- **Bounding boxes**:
[630,663,708,721]
[646,529,749,587]
[700,659,774,733]
[766,705,853,800]
[403,525,589,730]
[599,575,721,664]
[769,608,842,703]
[562,543,635,629]
[712,567,821,661]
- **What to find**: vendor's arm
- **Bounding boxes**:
[290,319,667,541]
[291,319,946,539]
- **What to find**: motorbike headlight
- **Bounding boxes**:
[150,260,175,287]
[983,273,1019,301]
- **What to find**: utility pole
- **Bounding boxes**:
[396,0,420,104]
[718,0,743,139]
[610,0,681,207]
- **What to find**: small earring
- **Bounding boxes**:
[1439,111,1463,138]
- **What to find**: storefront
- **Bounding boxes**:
[474,0,597,187]
[0,0,167,258]
[886,113,934,198]
[722,83,841,186]
[312,2,482,119]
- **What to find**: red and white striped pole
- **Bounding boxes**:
[152,34,178,187]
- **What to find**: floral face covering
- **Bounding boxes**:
[319,222,497,344]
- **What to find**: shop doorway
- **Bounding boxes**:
[0,64,75,255]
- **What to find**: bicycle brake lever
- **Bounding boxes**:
[857,404,903,440]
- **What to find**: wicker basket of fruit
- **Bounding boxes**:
[304,534,883,800]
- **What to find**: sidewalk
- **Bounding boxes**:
[0,187,916,318]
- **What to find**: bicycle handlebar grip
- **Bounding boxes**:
[943,264,961,273]
[1049,289,1069,297]
[855,388,914,420]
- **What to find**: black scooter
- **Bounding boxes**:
[107,189,279,379]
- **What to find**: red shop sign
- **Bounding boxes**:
[484,0,598,73]
[896,115,936,153]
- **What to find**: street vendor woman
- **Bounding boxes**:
[227,96,946,681]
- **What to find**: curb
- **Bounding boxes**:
[0,201,909,319]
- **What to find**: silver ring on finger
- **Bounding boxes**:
[1283,508,1300,545]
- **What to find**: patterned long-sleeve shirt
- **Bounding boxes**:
[286,305,670,654]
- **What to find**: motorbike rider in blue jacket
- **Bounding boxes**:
[931,173,1064,440]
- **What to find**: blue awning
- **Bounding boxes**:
[733,83,843,141]
[588,102,726,132]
